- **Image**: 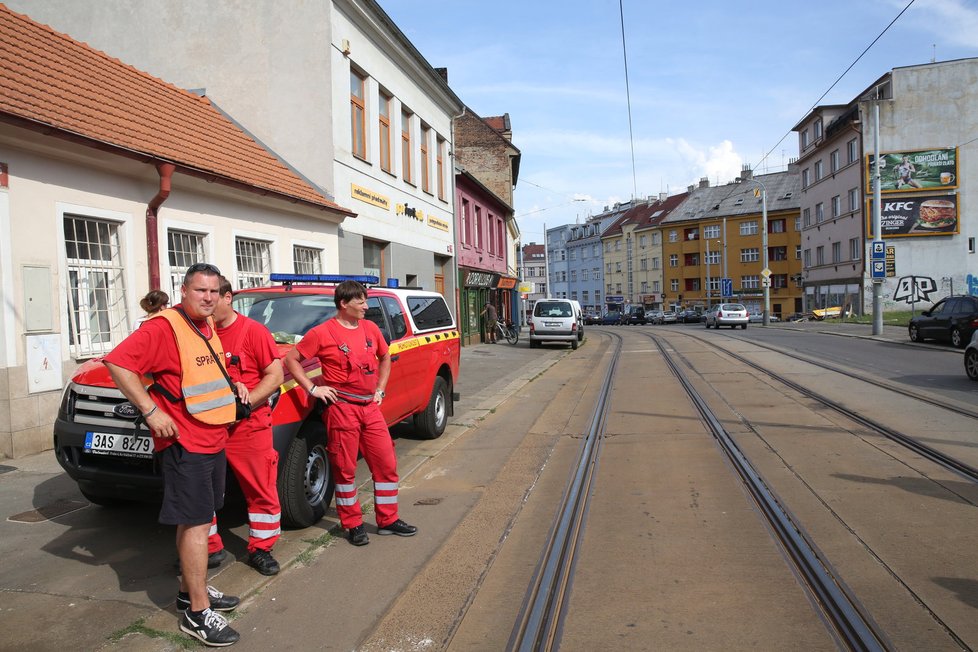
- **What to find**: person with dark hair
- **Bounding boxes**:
[103,263,241,647]
[134,289,169,329]
[208,276,284,576]
[282,280,416,547]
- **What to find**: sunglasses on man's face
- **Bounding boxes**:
[186,263,221,275]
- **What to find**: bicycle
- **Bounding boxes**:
[495,319,520,344]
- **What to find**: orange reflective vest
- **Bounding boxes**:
[154,309,236,425]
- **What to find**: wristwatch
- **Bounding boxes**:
[376,389,386,398]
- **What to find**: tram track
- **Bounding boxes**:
[645,332,890,652]
[677,329,978,487]
[508,332,623,651]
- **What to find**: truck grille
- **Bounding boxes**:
[68,383,142,432]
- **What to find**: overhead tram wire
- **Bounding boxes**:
[752,0,916,173]
[619,0,638,199]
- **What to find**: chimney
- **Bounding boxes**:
[739,164,753,181]
[699,177,709,188]
[687,184,696,192]
[659,192,668,202]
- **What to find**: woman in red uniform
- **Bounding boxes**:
[283,280,416,546]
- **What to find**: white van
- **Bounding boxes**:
[568,299,585,341]
[530,299,580,350]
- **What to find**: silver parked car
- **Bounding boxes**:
[704,303,749,329]
[965,330,978,381]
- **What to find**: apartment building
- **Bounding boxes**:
[600,194,688,312]
[520,243,546,319]
[659,171,802,317]
[794,102,866,314]
[856,58,978,311]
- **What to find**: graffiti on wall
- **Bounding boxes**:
[893,276,937,304]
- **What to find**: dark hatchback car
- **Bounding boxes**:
[623,306,647,325]
[908,295,978,348]
[600,310,622,325]
[679,309,702,323]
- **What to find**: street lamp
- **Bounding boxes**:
[736,176,769,325]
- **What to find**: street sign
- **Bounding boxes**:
[761,277,771,288]
[760,267,772,278]
[871,260,886,279]
[721,278,733,297]
[871,240,886,259]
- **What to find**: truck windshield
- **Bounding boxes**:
[233,293,337,344]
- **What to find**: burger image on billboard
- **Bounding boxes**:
[915,199,956,230]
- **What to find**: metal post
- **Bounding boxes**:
[872,101,883,335]
[762,187,770,326]
[722,218,728,297]
[706,239,712,305]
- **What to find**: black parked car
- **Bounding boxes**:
[908,295,978,348]
[679,309,702,323]
[623,306,647,325]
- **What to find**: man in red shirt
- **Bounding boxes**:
[103,263,240,647]
[209,276,284,575]
[283,280,416,547]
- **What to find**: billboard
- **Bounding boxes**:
[865,148,958,193]
[866,194,959,237]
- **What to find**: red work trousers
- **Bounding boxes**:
[209,413,281,554]
[326,401,399,529]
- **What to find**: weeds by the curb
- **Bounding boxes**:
[108,618,199,649]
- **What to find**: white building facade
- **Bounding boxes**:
[860,59,978,311]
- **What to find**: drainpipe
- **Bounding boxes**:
[146,163,176,290]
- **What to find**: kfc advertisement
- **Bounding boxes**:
[867,195,959,237]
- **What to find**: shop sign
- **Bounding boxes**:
[427,215,450,232]
[396,202,424,223]
[464,270,498,288]
[867,195,959,237]
[518,282,534,293]
[496,277,517,290]
[866,148,958,193]
[351,183,390,209]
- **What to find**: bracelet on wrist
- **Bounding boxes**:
[142,405,157,418]
[307,385,317,397]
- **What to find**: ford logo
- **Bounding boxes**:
[113,402,140,419]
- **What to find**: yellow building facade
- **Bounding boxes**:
[657,172,803,317]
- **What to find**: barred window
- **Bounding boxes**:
[64,215,128,356]
[293,245,323,274]
[236,238,271,288]
[167,229,206,298]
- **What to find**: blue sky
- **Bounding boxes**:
[380,0,978,244]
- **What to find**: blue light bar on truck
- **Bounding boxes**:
[269,273,380,285]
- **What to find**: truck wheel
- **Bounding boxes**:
[280,428,333,529]
[414,376,449,440]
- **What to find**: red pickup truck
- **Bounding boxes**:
[53,274,461,528]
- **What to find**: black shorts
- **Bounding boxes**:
[158,443,226,526]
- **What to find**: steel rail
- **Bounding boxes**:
[649,334,889,652]
[685,331,978,484]
[715,331,978,421]
[508,332,622,652]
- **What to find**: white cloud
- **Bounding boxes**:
[909,0,978,49]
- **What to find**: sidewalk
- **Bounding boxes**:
[768,319,909,343]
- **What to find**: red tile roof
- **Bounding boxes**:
[0,4,354,215]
